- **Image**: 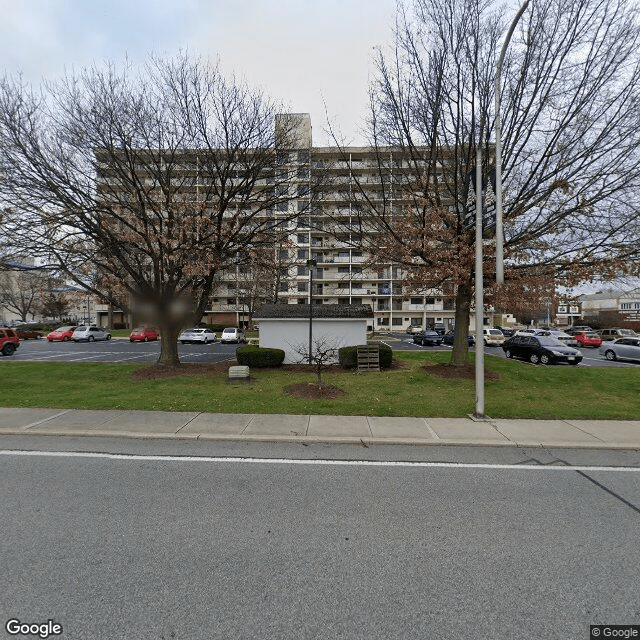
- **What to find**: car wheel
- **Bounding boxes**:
[604,350,617,361]
[569,361,580,366]
[144,336,149,342]
[204,338,209,344]
[529,353,539,364]
[106,334,111,340]
[505,349,512,359]
[88,336,95,342]
[2,344,16,356]
[63,336,70,342]
[180,341,186,344]
[540,354,550,365]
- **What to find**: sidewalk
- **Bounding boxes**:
[1,407,639,449]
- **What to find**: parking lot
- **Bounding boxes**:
[382,333,638,368]
[1,334,636,367]
[5,338,239,364]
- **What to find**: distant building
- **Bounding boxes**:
[579,288,640,323]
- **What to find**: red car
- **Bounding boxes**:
[0,327,20,356]
[47,325,76,342]
[129,327,159,342]
[573,332,602,348]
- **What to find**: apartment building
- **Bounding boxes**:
[95,113,464,331]
[201,113,457,332]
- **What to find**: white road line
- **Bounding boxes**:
[0,449,638,472]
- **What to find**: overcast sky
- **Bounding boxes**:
[0,0,397,145]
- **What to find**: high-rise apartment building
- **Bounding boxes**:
[95,113,458,331]
[201,113,456,332]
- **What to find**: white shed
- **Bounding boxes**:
[253,304,373,364]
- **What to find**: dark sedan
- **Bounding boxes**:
[412,330,443,346]
[502,335,583,365]
[442,330,475,346]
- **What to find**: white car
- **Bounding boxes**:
[178,328,217,344]
[72,325,112,342]
[220,327,246,344]
[481,328,505,346]
[538,329,580,347]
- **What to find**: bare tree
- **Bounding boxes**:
[0,54,303,365]
[290,336,340,386]
[0,267,48,322]
[329,0,640,364]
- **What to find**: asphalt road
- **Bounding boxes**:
[5,335,637,367]
[7,338,240,364]
[1,437,639,640]
[386,334,637,368]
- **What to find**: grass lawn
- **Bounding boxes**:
[3,351,639,419]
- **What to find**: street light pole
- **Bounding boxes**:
[474,119,485,419]
[495,0,531,284]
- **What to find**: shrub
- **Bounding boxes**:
[236,345,285,368]
[113,322,127,329]
[338,344,393,369]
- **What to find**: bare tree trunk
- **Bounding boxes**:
[451,282,472,366]
[157,323,181,367]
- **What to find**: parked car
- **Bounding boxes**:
[442,330,475,346]
[0,327,20,356]
[16,327,43,340]
[543,330,580,347]
[47,325,76,342]
[566,325,593,335]
[433,324,446,336]
[406,325,423,335]
[513,328,537,337]
[481,328,505,346]
[598,328,638,341]
[412,330,443,346]
[502,335,582,365]
[495,326,515,337]
[600,337,640,363]
[178,327,217,344]
[129,327,159,342]
[220,327,246,344]
[572,331,602,348]
[72,325,112,342]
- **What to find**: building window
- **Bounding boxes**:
[558,306,567,313]
[410,297,422,305]
[621,303,632,310]
[297,249,308,260]
[298,282,308,292]
[298,298,306,305]
[425,297,435,305]
[297,266,309,276]
[338,267,349,273]
[392,318,403,326]
[297,234,308,244]
[377,317,389,326]
[227,298,235,305]
[351,298,362,305]
[337,283,349,289]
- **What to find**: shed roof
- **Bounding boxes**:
[254,304,373,319]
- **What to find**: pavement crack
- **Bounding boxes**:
[575,469,640,517]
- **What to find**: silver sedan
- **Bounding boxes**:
[599,337,640,363]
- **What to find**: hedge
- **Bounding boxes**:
[338,344,393,369]
[236,345,285,368]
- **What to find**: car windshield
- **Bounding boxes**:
[57,326,74,331]
[619,329,636,336]
[132,328,145,332]
[223,329,235,333]
[75,326,87,331]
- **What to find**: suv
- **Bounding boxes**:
[599,328,638,341]
[0,327,20,356]
[481,328,505,346]
[72,325,112,342]
[406,325,423,335]
[220,327,246,344]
